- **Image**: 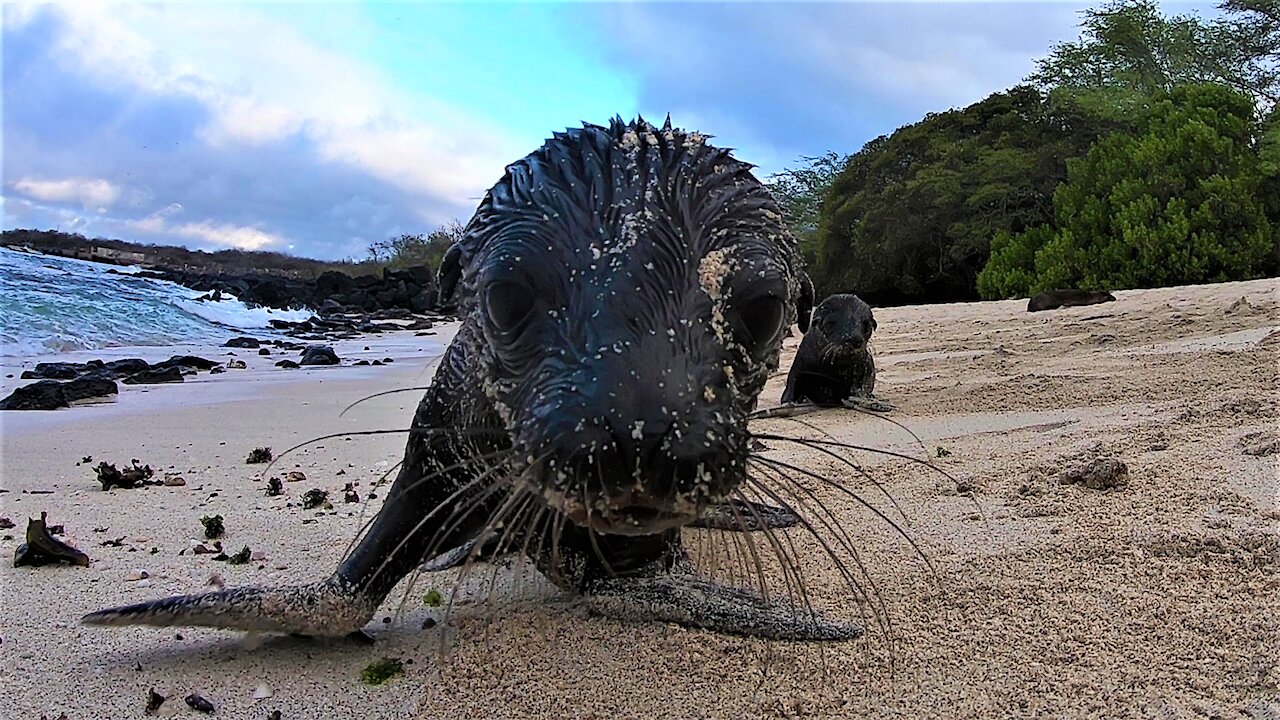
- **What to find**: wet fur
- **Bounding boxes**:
[82,119,902,643]
[781,294,879,407]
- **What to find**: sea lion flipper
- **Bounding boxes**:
[841,396,894,413]
[688,499,800,531]
[81,576,375,636]
[583,574,862,641]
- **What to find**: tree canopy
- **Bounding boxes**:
[367,221,466,271]
[978,83,1274,296]
[792,0,1279,304]
[809,87,1109,303]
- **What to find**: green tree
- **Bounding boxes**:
[812,86,1106,303]
[1029,0,1278,111]
[978,84,1273,296]
[368,220,465,270]
[764,152,849,264]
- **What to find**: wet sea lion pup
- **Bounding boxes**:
[780,293,892,412]
[83,118,861,642]
[1026,288,1116,312]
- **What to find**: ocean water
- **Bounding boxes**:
[0,246,314,357]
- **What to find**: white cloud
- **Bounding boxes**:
[168,220,282,251]
[32,3,521,206]
[126,203,281,250]
[11,177,122,209]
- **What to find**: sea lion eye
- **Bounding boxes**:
[484,281,535,333]
[735,295,785,357]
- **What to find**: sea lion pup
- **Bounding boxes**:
[83,118,861,642]
[780,293,892,412]
[1026,288,1116,312]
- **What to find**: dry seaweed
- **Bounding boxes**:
[360,657,404,685]
[301,488,328,510]
[200,515,225,539]
[13,512,90,567]
[94,460,155,490]
[144,688,165,715]
[246,447,273,464]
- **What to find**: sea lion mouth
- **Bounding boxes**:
[545,489,700,536]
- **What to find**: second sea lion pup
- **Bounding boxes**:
[781,293,893,412]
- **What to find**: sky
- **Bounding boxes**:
[1,1,1217,261]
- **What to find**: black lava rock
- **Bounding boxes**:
[299,345,340,366]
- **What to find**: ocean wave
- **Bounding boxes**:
[0,247,317,357]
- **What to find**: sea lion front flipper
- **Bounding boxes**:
[841,395,894,413]
[582,573,862,641]
[688,499,800,531]
[81,575,375,636]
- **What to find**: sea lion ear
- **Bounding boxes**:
[796,272,815,334]
[437,243,465,307]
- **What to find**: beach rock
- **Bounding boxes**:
[61,376,118,402]
[154,355,219,371]
[101,358,148,375]
[1,381,68,410]
[299,345,340,365]
[122,367,185,385]
[1058,457,1129,490]
[0,376,118,410]
[275,359,300,369]
[224,336,262,348]
[20,362,82,380]
[258,348,271,355]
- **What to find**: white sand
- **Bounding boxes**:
[1,279,1277,719]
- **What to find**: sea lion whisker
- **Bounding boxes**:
[451,485,538,655]
[752,433,911,525]
[753,433,959,489]
[259,426,507,478]
[744,461,889,629]
[746,459,907,656]
[742,468,890,646]
[338,386,434,418]
[725,487,815,624]
[718,496,774,605]
[751,453,936,578]
[340,449,513,564]
[582,454,620,578]
[362,458,514,593]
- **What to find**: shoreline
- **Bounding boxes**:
[0,278,1276,719]
[0,328,456,437]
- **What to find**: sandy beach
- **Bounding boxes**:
[1,278,1276,719]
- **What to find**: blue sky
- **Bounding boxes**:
[2,1,1214,261]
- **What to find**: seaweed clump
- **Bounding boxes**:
[95,460,155,490]
[246,447,273,464]
[360,657,404,685]
[14,512,90,567]
[200,514,225,539]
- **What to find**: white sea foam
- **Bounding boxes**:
[0,247,318,357]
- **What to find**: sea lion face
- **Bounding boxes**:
[450,118,803,536]
[813,294,875,351]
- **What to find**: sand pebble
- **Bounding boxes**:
[125,570,150,581]
[252,683,273,699]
